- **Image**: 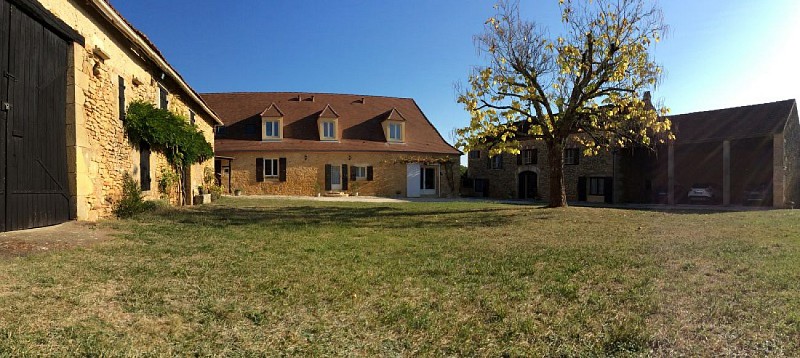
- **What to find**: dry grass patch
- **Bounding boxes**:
[0,198,798,355]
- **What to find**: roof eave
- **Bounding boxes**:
[87,0,223,126]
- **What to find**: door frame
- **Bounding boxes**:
[518,171,538,200]
[420,165,438,196]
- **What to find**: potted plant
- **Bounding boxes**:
[234,188,242,196]
[197,185,205,195]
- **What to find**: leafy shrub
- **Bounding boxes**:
[113,173,155,218]
[158,167,180,201]
[209,185,223,201]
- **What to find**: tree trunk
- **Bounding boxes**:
[547,140,568,207]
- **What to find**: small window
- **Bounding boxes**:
[469,150,481,159]
[353,166,367,180]
[264,158,279,177]
[265,120,280,139]
[564,148,580,165]
[388,123,403,141]
[322,121,336,140]
[522,149,537,165]
[490,155,503,169]
[589,177,605,196]
[158,85,169,109]
[189,110,196,125]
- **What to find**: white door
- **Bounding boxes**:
[421,166,438,196]
[407,163,421,197]
[330,165,342,191]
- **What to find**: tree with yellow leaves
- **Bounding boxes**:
[456,0,673,207]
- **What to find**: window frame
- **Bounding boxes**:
[469,150,481,159]
[264,119,280,139]
[564,148,580,165]
[490,154,503,170]
[263,158,279,178]
[353,166,367,180]
[388,122,403,141]
[522,149,537,165]
[321,120,336,140]
[589,177,605,196]
[158,84,169,110]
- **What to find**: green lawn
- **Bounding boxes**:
[1,198,799,356]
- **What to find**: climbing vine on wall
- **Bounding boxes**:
[123,101,213,204]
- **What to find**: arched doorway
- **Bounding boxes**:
[518,171,538,200]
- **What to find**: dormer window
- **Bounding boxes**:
[317,104,341,141]
[322,121,336,140]
[382,108,407,143]
[260,102,284,141]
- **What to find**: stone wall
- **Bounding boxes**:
[224,152,460,198]
[39,0,217,219]
[467,139,617,202]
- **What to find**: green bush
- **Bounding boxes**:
[113,173,155,218]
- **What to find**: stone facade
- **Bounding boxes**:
[37,0,218,220]
[225,151,460,198]
[466,139,619,202]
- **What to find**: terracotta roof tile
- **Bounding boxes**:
[318,104,340,119]
[669,99,797,143]
[202,92,461,155]
[259,103,284,117]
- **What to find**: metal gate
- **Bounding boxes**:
[0,0,72,231]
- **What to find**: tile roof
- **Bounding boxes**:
[259,103,284,117]
[202,92,461,155]
[669,99,797,143]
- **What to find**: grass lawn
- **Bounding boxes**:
[1,198,799,356]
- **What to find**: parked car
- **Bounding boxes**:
[688,183,715,203]
[743,184,769,206]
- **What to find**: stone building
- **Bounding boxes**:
[0,0,220,231]
[466,99,800,208]
[202,93,461,197]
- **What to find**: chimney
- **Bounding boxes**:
[309,95,315,102]
[296,94,302,101]
[360,97,365,104]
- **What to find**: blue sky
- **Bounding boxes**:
[110,0,800,148]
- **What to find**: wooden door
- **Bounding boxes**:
[1,0,71,231]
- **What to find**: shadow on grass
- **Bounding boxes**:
[141,204,517,230]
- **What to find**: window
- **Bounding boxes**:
[522,149,537,165]
[490,155,503,169]
[353,166,367,180]
[158,85,169,109]
[388,123,403,141]
[264,120,280,139]
[564,148,580,165]
[118,76,125,122]
[589,177,605,196]
[189,110,195,125]
[469,150,481,159]
[322,121,336,139]
[263,158,279,178]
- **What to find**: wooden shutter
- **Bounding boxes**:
[159,85,169,109]
[532,149,538,164]
[139,141,151,190]
[350,166,358,181]
[256,158,264,182]
[278,158,287,182]
[341,164,348,190]
[367,166,374,181]
[118,76,125,121]
[486,156,491,169]
[324,164,332,191]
